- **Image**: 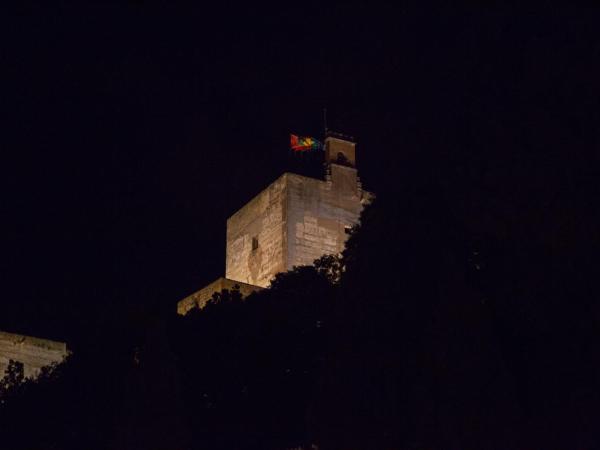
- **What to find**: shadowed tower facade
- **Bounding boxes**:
[178,134,371,314]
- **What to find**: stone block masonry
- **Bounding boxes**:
[0,331,68,379]
[226,174,288,287]
[286,166,370,270]
[177,278,262,315]
[226,166,370,287]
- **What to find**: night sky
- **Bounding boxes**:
[3,6,599,343]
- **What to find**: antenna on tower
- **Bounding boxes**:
[323,107,328,136]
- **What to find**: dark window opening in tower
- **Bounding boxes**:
[336,152,350,166]
[252,236,259,251]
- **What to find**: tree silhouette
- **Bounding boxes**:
[0,360,25,394]
[170,262,337,450]
[2,192,598,449]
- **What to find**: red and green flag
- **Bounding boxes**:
[290,134,322,152]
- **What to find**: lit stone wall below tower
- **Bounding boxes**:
[177,277,262,315]
[0,331,68,379]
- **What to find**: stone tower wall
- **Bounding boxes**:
[226,174,288,287]
[286,167,366,269]
[225,167,369,287]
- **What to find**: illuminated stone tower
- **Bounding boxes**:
[177,134,371,314]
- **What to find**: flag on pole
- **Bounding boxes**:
[290,134,322,152]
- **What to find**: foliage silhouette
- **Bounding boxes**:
[0,360,25,395]
[2,192,598,450]
[170,261,337,450]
